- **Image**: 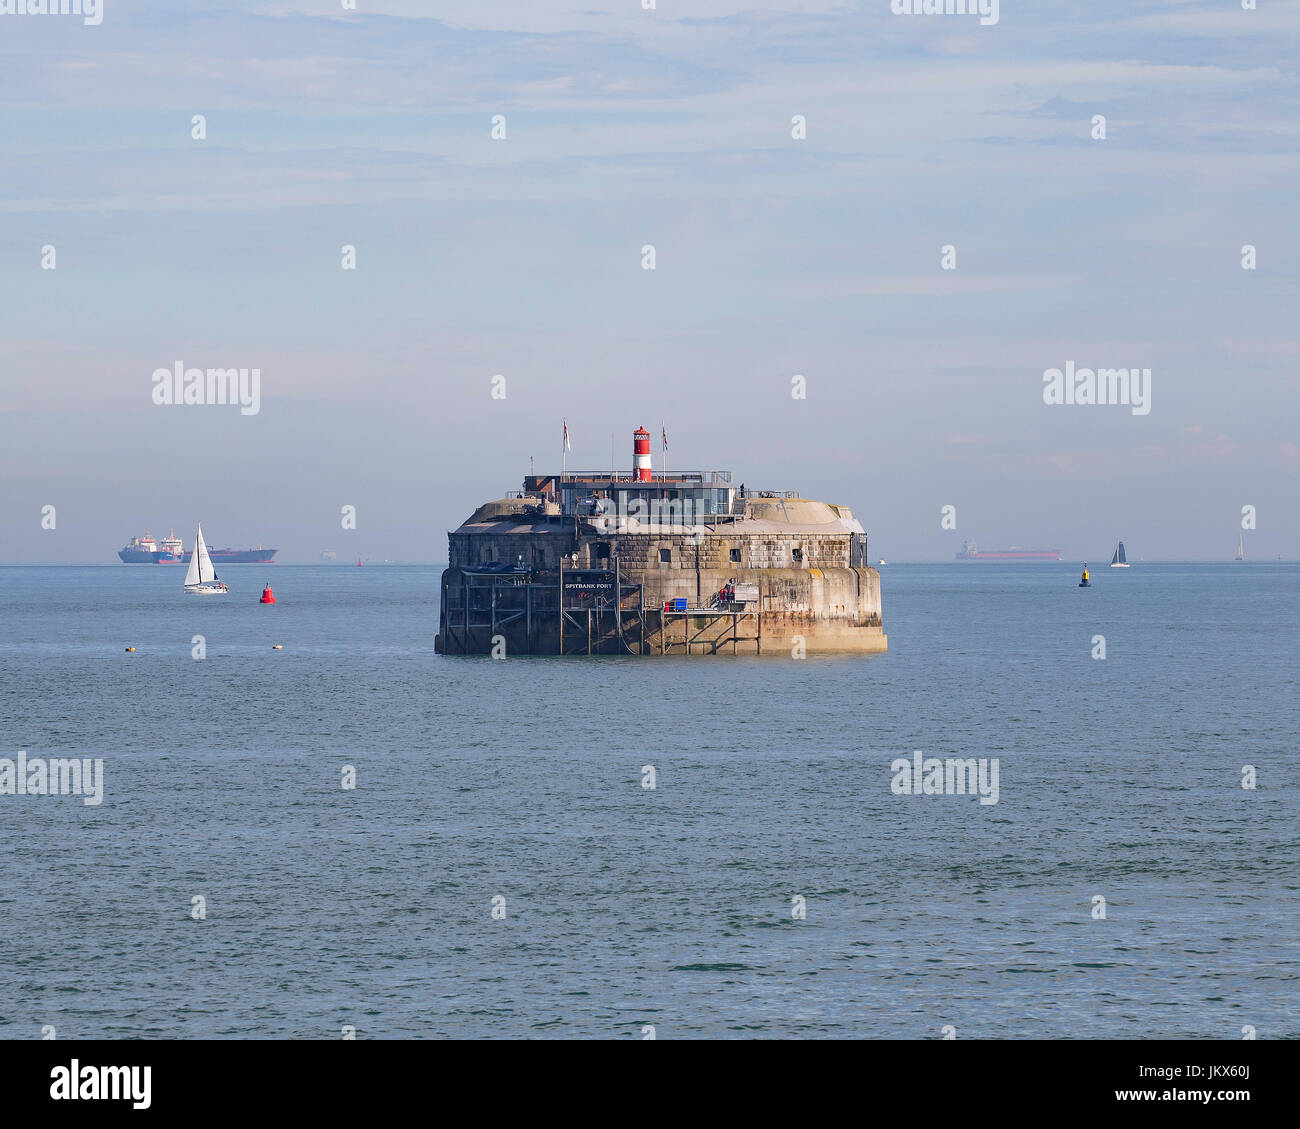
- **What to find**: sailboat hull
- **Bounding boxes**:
[185,583,228,595]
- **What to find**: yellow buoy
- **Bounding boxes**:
[272,644,283,650]
[124,646,135,652]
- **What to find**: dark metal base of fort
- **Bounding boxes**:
[436,568,763,656]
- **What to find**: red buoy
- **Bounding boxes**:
[259,583,276,604]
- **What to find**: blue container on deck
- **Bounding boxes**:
[672,598,688,611]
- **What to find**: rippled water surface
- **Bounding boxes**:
[1,562,1296,1038]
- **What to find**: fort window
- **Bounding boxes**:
[730,548,741,563]
[659,548,671,564]
[594,543,611,563]
[792,547,803,563]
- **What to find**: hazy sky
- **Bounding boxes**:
[2,0,1296,563]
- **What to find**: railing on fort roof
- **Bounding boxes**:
[557,470,734,487]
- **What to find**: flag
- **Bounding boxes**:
[563,420,571,451]
[661,423,668,451]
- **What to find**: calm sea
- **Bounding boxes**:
[0,562,1295,1039]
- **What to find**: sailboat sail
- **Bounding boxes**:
[1235,532,1245,561]
[184,526,201,586]
[1117,541,1126,564]
[195,524,215,583]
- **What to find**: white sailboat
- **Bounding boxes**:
[184,523,228,594]
[1109,540,1130,568]
[1234,531,1245,561]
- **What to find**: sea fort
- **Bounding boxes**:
[436,426,886,656]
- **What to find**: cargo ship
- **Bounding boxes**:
[117,530,276,564]
[955,539,1061,561]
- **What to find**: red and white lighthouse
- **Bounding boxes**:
[633,426,652,482]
